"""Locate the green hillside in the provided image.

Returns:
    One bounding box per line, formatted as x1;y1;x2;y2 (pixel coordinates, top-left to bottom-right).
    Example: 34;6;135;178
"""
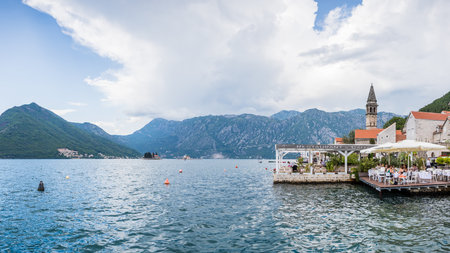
0;103;140;158
419;91;450;113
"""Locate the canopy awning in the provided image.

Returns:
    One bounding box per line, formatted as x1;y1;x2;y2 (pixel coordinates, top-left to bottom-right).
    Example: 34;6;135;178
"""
360;140;448;154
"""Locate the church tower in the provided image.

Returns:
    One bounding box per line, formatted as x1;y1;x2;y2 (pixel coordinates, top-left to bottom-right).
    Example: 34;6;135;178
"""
366;84;378;129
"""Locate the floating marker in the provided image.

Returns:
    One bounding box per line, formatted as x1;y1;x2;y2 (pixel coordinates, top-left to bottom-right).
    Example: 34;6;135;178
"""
37;181;45;191
235;165;238;168
179;169;183;173
65;176;70;179
224;169;226;172
164;178;170;185
265;168;267;170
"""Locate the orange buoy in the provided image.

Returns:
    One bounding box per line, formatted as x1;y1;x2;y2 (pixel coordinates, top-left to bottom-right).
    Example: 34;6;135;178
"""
164;178;170;184
224;169;226;172
179;169;183;173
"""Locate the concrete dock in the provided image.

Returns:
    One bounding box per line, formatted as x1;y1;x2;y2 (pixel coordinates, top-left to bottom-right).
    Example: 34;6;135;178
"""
273;173;353;184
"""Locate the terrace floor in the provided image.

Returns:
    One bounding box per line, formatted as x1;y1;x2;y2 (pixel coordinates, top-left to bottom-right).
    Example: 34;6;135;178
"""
360;176;450;192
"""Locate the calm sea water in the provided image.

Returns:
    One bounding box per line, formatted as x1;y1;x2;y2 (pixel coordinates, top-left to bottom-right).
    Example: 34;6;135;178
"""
0;159;448;252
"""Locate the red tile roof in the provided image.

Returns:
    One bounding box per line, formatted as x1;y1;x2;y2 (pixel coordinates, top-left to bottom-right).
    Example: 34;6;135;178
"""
396;134;406;142
411;111;449;121
355;129;383;139
335;137;343;141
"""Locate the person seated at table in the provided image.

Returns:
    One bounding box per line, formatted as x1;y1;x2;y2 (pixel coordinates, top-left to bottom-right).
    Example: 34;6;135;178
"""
399;164;405;174
399;170;407;182
403;166;409;172
386;165;392;174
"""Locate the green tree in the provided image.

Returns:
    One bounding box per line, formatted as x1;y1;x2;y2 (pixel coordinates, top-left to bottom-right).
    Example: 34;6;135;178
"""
419;91;450;113
383;116;407;130
342;130;355;144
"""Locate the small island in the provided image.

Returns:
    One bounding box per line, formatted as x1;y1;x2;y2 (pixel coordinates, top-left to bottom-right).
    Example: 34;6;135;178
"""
143;152;161;160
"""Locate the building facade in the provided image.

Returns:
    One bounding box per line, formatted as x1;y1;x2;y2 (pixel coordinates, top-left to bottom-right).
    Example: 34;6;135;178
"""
404;111;449;142
432;116;450;144
366;84;378;130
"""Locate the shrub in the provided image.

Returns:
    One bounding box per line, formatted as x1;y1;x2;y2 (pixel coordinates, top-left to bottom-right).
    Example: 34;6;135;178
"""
326;161;335;172
436;157;445;165
358;157;377;172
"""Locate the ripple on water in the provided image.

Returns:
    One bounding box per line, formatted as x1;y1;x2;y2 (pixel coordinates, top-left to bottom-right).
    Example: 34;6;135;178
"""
0;160;448;252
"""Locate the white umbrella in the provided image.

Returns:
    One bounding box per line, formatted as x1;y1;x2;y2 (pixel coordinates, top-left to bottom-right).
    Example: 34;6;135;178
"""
386;140;447;152
383;140;448;168
360;147;377;154
360;142;396;153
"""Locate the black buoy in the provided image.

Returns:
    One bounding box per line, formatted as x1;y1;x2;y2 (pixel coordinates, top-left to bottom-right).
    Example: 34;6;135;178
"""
37;181;45;192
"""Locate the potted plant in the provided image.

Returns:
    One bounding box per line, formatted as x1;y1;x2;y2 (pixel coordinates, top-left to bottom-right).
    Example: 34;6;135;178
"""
306;164;312;174
297;157;304;174
326;161;334;174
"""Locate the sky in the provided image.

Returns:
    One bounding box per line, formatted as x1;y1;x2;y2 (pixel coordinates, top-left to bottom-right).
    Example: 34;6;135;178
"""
0;0;449;135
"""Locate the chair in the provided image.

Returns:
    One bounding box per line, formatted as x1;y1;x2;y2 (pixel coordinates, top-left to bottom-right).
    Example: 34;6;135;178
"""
384;172;392;184
443;170;450;181
407;171;417;184
399;172;408;185
393;172;399;185
378;168;385;183
369;169;377;180
419;171;432;183
433;169;442;181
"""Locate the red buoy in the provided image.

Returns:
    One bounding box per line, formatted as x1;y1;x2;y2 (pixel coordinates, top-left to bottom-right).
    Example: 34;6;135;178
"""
164;178;170;184
235;165;238;168
179;169;183;173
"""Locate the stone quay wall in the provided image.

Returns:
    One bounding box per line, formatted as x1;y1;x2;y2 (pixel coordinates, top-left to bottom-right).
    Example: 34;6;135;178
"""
273;173;353;184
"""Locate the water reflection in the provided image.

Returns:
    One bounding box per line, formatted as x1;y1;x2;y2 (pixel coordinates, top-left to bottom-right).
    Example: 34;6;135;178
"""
0;160;448;252
272;183;450;252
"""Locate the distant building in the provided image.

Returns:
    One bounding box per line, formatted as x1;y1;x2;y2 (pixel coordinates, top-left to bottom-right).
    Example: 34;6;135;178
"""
351;84;407;144
334;137;344;144
432;116;450;144
404;111;450;142
377;123;406;144
354;85;382;144
366;84;378;130
404;110;450;157
355;128;383;144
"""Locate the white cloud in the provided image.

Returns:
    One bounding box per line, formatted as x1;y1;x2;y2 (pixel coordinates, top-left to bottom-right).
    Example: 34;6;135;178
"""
25;0;450;132
68;102;87;106
51;108;76;116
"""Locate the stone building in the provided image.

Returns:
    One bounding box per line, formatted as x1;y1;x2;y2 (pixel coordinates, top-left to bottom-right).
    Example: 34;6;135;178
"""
366;84;378;129
432;115;450;144
404;111;449;142
354;85;382;144
355;128;383;144
377;123;406;144
354;84;406;144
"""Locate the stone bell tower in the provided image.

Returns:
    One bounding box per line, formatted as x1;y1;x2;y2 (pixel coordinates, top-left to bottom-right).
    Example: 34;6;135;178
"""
366;84;378;129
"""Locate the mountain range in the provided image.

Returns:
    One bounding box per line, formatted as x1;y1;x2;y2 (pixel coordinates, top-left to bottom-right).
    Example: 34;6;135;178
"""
106;109;398;159
0;103;400;159
0;103;140;158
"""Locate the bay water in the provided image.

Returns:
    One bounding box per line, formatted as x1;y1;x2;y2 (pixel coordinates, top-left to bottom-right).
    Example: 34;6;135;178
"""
0;159;448;252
